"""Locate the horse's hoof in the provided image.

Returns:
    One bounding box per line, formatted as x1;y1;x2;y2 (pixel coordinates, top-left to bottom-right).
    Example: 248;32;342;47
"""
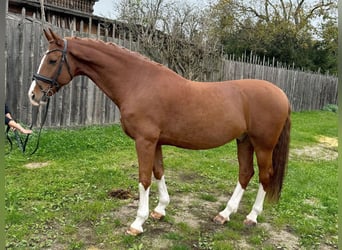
213;214;228;225
151;210;164;220
243;218;257;227
126;227;142;236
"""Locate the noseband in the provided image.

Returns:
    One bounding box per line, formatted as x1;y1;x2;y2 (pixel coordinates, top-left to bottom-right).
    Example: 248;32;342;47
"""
33;39;73;96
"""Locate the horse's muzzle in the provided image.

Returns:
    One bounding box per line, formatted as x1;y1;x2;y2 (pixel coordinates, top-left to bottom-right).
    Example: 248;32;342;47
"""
28;80;41;106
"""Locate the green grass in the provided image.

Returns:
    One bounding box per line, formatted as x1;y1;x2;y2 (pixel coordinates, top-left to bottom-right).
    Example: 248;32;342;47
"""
5;111;338;249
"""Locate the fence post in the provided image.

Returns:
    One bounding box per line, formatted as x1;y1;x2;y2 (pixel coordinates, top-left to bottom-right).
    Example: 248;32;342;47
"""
17;7;26;120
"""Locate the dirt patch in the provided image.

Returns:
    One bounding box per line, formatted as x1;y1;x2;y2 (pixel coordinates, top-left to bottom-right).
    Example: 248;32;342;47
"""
24;161;50;169
261;223;300;249
86;247;100;250
177;170;204;182
291;136;337;161
171;193;225;229
78;224;95;243
108;189;134;199
172;194;202;228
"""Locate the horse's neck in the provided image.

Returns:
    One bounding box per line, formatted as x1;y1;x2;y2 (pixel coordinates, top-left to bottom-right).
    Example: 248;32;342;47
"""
69;38;144;106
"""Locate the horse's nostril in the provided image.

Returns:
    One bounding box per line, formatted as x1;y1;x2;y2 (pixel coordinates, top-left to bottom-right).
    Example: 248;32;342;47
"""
31;94;35;100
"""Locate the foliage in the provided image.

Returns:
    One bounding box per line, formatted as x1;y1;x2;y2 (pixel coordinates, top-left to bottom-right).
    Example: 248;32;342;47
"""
110;0;337;76
310;20;338;74
5;111;337;249
322;104;338;113
207;0;337;73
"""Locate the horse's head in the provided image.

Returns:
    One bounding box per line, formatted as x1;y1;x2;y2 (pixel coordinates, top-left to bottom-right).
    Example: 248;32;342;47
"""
28;28;74;106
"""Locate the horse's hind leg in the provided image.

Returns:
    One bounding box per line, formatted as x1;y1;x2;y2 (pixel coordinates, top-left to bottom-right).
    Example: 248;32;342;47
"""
244;183;266;226
244;148;272;226
214;136;254;224
151;144;170;220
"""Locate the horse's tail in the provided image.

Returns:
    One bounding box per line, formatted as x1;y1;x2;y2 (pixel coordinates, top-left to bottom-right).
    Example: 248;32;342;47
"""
267;110;291;202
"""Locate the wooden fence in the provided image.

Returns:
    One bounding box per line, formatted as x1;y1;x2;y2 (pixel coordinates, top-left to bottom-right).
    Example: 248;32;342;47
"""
219;55;338;112
5;12;338;128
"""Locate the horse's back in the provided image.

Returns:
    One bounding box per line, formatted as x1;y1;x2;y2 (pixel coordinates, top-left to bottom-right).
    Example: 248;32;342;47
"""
229;79;289;115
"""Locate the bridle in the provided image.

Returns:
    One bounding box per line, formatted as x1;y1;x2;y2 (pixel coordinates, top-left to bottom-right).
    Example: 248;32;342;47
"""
32;39;73;96
20;39;73;155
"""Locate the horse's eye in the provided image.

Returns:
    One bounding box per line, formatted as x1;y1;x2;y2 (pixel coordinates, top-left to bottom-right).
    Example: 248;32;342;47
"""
49;60;57;65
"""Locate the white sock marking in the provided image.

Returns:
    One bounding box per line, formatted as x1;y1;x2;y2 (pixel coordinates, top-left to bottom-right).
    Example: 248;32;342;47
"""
219;182;245;220
130;183;150;232
246;183;266;223
154;175;170;216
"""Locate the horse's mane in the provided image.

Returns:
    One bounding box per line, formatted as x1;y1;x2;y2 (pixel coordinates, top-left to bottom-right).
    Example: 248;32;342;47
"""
70;36;164;68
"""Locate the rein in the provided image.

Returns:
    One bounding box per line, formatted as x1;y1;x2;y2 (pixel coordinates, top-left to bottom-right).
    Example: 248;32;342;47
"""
29;98;50;155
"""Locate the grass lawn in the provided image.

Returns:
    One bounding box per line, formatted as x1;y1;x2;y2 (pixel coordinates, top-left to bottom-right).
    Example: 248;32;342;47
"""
5;111;337;249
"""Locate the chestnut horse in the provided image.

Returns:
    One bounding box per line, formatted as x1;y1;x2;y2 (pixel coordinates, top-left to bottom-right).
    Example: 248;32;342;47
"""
28;29;291;235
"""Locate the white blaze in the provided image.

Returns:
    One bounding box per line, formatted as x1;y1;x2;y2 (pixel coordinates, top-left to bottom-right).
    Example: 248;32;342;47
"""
28;54;47;105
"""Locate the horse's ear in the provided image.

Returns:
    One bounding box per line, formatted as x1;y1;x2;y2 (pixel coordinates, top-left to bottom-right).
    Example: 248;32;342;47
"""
43;28;53;42
47;28;63;46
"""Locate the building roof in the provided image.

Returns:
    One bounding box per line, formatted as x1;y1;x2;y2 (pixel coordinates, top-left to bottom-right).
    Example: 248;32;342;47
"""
9;0;99;17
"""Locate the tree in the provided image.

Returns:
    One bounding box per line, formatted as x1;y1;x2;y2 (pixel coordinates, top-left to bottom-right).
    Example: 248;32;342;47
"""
208;0;337;72
113;0;221;80
310;20;338;74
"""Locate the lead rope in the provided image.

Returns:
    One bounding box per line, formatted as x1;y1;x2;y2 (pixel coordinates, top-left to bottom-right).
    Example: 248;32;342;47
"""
6;128;26;154
23;98;50;155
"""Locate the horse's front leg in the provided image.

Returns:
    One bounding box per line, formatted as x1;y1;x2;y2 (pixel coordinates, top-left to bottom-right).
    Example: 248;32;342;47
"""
151;144;170;220
127;138;156;236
